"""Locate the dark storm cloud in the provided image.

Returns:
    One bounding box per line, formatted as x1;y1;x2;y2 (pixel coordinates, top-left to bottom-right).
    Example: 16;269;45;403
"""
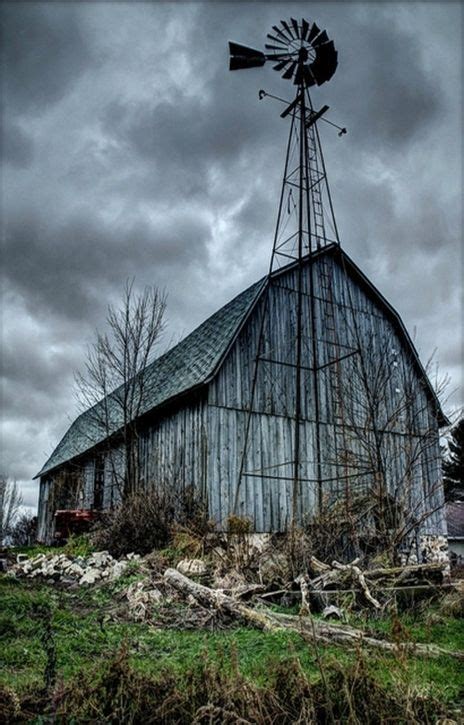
1;2;461;513
2;3;94;115
337;12;442;149
4;206;212;322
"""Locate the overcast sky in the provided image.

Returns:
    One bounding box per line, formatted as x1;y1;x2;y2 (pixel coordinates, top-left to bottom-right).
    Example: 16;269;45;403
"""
1;1;462;514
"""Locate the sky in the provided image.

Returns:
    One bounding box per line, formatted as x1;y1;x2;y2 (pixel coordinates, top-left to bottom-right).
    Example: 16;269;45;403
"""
1;1;462;514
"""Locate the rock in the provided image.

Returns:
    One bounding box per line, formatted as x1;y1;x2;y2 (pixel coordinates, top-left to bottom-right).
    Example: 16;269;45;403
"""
177;559;206;577
30;555;46;569
79;569;102;585
126;553;142;562
16;554;28;564
89;551;113;568
322;605;344;620
125;581;163;620
68;564;84;577
110;561;129;580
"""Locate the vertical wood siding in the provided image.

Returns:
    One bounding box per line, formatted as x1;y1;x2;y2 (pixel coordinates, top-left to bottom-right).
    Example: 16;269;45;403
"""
208;255;444;533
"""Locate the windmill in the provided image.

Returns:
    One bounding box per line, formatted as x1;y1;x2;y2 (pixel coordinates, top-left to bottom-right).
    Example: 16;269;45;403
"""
229;19;352;524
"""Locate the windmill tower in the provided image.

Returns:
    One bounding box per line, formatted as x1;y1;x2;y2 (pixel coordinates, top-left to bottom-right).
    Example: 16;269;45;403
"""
229;19;356;526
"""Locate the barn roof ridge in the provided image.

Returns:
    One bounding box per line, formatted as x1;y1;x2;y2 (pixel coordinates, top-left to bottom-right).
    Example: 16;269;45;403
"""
35;244;446;479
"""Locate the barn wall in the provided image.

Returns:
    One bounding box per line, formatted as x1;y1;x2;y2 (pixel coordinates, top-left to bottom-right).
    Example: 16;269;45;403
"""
137;399;208;501
207;254;444;534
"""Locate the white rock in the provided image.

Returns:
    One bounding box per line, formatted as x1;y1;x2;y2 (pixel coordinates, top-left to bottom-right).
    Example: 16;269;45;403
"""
79;569;102;585
89;551;113;567
110;561;129;580
125;581;163;620
126;553;142;561
177;559;206;577
16;554;29;564
68;564;84;577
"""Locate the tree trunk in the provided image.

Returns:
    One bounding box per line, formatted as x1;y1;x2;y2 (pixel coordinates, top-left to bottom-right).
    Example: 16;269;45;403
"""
164;568;463;661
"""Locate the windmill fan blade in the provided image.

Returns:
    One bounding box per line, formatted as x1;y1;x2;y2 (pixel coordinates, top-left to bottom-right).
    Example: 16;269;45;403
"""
312;30;329;47
281;20;295;40
308;22;320;43
267;32;286;46
291;18;300;38
293;64;304;85
272;24;290;43
282;61;297;79
273;59;290;72
303;65;316;87
311;41;338;83
301;18;310;41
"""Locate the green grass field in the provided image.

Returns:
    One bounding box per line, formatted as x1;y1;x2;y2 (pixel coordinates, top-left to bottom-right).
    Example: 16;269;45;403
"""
1;570;463;722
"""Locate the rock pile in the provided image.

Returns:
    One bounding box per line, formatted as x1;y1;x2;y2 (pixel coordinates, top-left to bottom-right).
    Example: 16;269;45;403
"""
12;551;142;586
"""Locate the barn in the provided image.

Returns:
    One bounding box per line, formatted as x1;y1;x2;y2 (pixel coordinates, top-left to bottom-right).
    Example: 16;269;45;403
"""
35;243;447;555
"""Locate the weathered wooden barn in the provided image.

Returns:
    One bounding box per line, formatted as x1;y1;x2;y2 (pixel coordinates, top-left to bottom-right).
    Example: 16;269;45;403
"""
36;244;447;546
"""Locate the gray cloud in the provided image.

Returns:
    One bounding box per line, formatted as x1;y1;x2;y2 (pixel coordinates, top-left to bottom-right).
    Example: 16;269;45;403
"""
2;118;35;167
2;3;94;115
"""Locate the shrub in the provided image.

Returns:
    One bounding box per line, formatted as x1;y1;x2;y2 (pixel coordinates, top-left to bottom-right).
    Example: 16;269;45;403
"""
91;486;207;558
63;533;94;558
10;513;37;547
51;646;450;724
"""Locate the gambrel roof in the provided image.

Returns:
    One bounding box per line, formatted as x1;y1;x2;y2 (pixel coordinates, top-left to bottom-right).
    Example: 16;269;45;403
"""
36;245;447;479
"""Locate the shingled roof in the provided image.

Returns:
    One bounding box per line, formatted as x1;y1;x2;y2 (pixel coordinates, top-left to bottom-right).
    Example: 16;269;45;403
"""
36;245;447;480
36;277;265;478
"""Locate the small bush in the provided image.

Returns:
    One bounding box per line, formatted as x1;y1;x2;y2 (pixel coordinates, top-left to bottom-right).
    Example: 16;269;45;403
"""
91;486;208;558
63;534;94;558
226;515;252;535
437;590;464;619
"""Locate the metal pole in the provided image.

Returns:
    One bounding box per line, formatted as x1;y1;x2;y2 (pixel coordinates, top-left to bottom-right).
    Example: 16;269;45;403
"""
291;79;305;527
304;88;324;512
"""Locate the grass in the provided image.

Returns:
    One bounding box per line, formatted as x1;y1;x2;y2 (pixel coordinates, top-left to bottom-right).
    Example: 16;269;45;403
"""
0;573;463;722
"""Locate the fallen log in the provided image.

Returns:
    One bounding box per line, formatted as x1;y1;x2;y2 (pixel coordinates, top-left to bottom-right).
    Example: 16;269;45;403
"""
332;561;382;609
164;568;464;661
363;563;446;582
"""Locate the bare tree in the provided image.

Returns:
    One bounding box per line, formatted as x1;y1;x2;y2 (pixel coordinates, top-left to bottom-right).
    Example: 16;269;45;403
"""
0;476;23;544
75;280;166;501
319;319;450;564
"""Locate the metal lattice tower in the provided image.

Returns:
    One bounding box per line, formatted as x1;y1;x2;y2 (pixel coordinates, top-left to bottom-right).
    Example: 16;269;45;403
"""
229;19;353;525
